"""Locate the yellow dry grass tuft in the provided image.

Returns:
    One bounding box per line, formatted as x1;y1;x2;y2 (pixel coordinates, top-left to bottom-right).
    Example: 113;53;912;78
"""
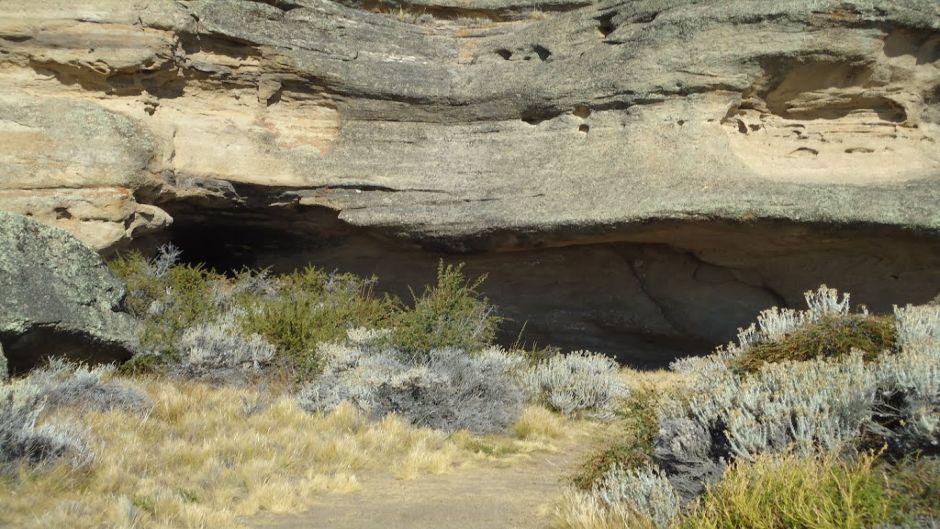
0;377;561;529
549;487;659;529
513;405;567;440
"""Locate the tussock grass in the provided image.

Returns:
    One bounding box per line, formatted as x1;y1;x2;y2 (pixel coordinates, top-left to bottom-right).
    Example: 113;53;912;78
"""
0;378;581;529
555;451;940;529
734;314;897;373
680;453;927;529
513;405;566;440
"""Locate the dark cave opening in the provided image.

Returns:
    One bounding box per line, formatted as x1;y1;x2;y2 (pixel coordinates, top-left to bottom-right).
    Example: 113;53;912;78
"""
150;205;940;369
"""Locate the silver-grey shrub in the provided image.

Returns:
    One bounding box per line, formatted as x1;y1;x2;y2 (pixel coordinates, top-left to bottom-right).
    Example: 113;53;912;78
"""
656;289;940;501
523;351;627;419
0;381;93;472
298;342;525;434
699;285;855;362
26;358;152;414
875;304;940;452
297;341;400;414
147;243;182;279
591;464;681;529
653;417;725;501
371;348;525;433
177;310;276;380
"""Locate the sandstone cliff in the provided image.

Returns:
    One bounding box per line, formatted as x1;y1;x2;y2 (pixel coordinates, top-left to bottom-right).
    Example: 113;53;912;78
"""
1;0;938;362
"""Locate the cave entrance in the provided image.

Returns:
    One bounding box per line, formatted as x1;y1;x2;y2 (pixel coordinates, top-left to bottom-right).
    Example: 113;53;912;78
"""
154;207;940;369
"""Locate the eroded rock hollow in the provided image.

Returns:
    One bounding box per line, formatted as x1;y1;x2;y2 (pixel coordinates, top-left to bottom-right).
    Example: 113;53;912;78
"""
1;0;938;364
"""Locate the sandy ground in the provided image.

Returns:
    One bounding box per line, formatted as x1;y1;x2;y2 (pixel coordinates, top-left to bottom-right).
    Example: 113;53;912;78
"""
248;441;588;529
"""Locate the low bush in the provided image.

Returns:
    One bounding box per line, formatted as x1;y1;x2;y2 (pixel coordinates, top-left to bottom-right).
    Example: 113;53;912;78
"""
553;465;678;529
524;351;628;419
0;382;93;472
733;313;896;373
26;359;152;414
593;464;681;529
572;387;659;490
298;341;525;434
110;245;224;365
655;289;939;505
371;348;525;433
177;310;276;381
390;262;500;359
239;268;398;378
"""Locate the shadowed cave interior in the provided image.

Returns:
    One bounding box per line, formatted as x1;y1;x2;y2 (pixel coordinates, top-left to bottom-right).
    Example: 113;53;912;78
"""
154;205;940;368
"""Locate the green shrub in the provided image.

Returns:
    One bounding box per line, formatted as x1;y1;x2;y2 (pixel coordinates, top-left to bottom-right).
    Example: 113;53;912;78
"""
111;252;502;380
239;268;399;379
572;387;659;490
390;261;500;358
109;249;223;367
733;314;897;373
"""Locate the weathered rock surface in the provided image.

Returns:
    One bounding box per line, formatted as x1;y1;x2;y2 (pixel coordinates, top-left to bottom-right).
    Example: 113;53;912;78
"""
0;0;938;362
0;341;7;380
172;211;940;365
1;0;938;248
0;211;137;372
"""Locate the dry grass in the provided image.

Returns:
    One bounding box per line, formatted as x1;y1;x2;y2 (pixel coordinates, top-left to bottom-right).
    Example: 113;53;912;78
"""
733;314;897;373
0;378;580;529
513;405;567;440
619;368;691;397
681;453;910;529
550;487;660;529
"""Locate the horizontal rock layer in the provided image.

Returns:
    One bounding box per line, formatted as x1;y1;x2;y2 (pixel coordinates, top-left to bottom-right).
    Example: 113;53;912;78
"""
0;0;938;362
1;0;938;248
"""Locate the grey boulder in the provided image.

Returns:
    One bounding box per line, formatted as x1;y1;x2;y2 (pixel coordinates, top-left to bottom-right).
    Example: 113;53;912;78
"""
0;211;137;372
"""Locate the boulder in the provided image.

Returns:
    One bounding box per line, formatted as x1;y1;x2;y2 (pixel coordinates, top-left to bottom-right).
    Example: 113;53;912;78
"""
0;211;137;372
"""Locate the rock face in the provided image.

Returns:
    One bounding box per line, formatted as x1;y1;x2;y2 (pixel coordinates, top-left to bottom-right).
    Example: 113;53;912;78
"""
172;211;940;366
0;341;7;380
0;0;938;363
0;211;138;372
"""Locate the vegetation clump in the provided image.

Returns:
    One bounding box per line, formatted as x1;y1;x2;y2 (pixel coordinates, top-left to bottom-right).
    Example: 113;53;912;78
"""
733;313;897;373
524;350;628;419
298;340;525;434
110;245;226;371
571;387;659;490
238;267;398;378
390;262;501;359
680;453;937;529
111;250;502;382
24;359;152;414
557;286;939;529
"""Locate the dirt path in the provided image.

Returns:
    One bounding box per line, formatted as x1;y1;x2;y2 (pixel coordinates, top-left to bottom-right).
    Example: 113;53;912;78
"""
248;441;589;529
